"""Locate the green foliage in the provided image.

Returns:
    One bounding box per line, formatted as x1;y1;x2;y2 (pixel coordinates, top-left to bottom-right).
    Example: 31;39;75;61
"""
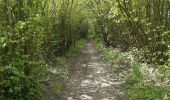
126;64;142;87
76;39;87;49
0;0;89;99
1;0;169;99
56;67;69;76
56;57;67;65
125;63;170;99
127;82;170;100
95;37;103;49
54;82;62;94
104;50;114;61
0;61;45;100
66;39;87;56
89;0;170;65
91;0;170;99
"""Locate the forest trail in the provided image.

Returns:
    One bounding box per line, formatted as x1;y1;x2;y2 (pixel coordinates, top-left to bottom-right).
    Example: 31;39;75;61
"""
59;41;127;100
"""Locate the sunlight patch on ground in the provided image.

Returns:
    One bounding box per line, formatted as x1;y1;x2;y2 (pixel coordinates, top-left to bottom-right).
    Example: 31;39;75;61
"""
60;42;127;100
100;83;110;87
80;94;93;100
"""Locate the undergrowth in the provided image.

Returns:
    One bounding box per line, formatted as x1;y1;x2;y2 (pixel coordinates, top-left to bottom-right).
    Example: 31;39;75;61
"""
66;39;87;56
95;37;131;72
125;62;170;100
95;37;170;100
46;39;87;95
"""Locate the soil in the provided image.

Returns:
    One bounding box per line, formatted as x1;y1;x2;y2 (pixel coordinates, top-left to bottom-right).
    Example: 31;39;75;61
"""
57;41;128;100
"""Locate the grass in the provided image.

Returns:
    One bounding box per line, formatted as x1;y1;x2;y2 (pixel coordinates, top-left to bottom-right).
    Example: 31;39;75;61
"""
54;82;62;94
125;61;170;100
103;49;117;61
95;37;170;99
51;38;87;95
66;39;86;56
95;37;132;72
55;56;67;65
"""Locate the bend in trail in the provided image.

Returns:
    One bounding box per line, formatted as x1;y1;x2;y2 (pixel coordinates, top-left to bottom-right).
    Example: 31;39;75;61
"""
59;41;128;100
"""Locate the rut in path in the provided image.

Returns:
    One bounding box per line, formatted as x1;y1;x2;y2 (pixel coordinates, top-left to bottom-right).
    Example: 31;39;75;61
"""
59;41;128;100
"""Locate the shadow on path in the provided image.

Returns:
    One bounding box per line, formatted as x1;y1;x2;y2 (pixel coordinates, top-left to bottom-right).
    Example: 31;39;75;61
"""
59;41;128;100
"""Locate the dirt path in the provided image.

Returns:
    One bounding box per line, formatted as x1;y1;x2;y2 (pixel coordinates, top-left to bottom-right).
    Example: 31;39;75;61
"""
59;41;128;100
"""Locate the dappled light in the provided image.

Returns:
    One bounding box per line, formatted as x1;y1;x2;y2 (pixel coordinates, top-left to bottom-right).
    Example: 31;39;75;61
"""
59;41;127;100
0;0;170;100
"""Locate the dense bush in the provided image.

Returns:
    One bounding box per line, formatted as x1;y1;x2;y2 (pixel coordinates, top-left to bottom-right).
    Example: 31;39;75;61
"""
88;0;170;65
90;1;170;99
0;0;89;99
